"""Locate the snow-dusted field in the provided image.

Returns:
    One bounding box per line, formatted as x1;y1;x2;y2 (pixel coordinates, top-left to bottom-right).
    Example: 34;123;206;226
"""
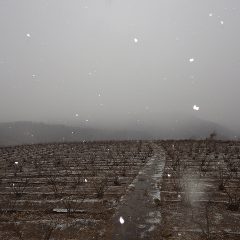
0;140;239;239
0;140;154;239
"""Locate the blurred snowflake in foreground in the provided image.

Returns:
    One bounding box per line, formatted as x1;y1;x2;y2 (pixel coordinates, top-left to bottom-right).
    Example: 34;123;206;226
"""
26;33;31;38
119;216;125;224
189;58;195;63
193;105;200;111
134;38;138;43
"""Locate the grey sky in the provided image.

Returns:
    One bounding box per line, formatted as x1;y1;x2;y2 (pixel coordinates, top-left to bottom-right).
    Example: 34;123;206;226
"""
0;0;240;129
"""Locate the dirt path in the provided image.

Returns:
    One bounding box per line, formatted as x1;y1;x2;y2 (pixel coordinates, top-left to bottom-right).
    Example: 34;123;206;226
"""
111;145;166;239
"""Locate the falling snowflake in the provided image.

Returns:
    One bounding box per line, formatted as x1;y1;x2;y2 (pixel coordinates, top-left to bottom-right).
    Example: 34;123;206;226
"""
75;113;79;117
167;174;171;177
26;33;31;38
209;13;213;17
32;74;36;78
119;216;125;224
14;161;18;165
220;20;224;25
85;119;89;122
98;94;101;97
84;179;88;183
134;38;138;43
193;105;200;111
189;58;195;63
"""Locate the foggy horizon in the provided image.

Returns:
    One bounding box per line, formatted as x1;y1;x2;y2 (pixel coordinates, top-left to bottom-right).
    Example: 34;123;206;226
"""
1;0;240;132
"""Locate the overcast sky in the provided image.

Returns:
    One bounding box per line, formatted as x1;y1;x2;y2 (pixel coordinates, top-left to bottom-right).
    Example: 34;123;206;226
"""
0;0;240;129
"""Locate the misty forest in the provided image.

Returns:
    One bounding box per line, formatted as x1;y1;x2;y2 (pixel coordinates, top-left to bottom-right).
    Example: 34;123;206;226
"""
0;1;240;240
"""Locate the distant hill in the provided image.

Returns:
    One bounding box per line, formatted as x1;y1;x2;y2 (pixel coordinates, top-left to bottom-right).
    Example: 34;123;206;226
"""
0;119;237;146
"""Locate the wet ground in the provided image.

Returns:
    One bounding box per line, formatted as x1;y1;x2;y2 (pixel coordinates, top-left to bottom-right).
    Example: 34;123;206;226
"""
112;146;166;239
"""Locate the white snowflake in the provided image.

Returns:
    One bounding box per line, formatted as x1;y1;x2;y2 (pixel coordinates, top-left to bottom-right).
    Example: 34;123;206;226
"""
119;216;125;224
193;105;200;111
75;113;79;117
134;38;138;43
14;161;18;165
26;33;31;38
209;13;213;17
220;20;224;25
189;58;195;63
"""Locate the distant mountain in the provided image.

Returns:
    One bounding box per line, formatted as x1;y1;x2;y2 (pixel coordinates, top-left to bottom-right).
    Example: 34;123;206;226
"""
0;119;237;146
